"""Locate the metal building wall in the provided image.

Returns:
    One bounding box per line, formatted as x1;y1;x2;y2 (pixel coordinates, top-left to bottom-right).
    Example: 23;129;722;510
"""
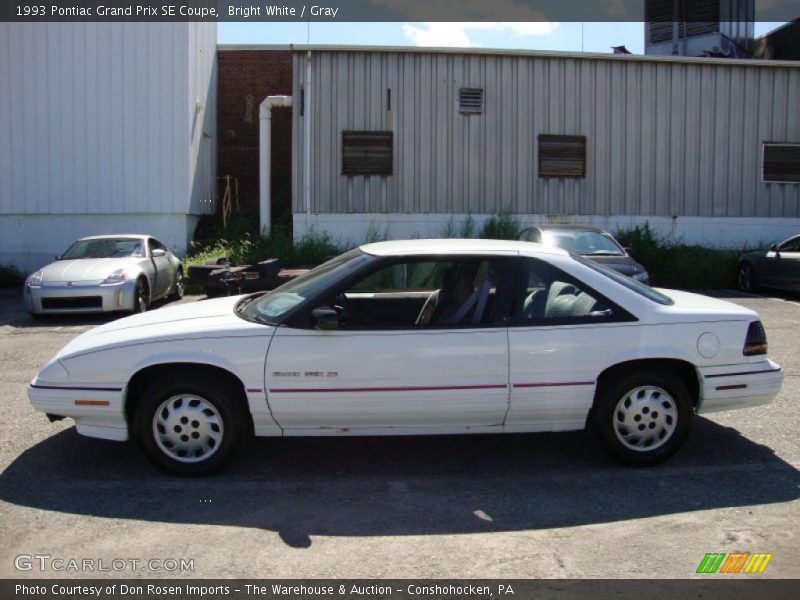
0;22;216;217
293;49;800;220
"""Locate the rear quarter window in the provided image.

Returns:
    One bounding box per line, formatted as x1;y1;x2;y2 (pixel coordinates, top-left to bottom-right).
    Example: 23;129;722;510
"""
575;255;673;306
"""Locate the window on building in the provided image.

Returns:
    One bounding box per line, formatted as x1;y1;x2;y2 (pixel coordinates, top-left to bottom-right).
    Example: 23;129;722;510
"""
538;134;587;178
458;88;484;114
763;143;800;183
342;131;393;176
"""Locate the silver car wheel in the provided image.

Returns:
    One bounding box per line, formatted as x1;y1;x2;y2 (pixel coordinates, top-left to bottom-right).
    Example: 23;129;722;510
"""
613;386;677;452
152;394;224;463
738;264;752;291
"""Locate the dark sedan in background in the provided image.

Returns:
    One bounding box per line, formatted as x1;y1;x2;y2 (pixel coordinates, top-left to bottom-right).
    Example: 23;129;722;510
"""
738;235;800;293
519;225;650;284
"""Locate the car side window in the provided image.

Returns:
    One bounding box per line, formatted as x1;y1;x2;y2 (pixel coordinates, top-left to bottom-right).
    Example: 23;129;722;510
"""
779;237;800;253
314;256;507;330
512;258;617;325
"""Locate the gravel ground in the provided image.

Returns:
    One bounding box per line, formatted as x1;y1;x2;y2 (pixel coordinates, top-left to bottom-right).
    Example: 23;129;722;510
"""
0;288;797;579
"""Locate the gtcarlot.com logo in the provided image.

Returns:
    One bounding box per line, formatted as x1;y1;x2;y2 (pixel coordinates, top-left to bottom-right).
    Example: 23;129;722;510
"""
14;554;194;573
696;552;773;574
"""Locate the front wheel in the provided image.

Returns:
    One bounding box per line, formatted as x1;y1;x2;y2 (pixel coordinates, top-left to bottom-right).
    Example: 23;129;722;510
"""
592;369;692;466
133;374;250;475
132;280;149;313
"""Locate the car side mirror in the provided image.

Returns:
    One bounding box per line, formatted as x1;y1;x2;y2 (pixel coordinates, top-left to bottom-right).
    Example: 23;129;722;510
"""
54;255;61;261
151;248;166;257
623;246;633;255
312;306;339;331
769;244;778;253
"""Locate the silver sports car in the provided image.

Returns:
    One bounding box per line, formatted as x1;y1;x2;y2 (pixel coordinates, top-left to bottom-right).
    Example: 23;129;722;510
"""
23;235;184;316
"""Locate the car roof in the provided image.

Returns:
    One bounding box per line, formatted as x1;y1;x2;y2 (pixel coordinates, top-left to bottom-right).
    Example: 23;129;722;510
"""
525;224;609;234
77;234;149;241
360;238;569;257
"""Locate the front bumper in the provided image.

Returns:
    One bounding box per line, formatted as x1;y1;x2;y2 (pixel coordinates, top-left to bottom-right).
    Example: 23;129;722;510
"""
23;280;137;315
697;358;783;414
28;380;129;441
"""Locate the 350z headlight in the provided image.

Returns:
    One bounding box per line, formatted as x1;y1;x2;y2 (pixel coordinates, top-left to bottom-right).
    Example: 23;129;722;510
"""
101;269;128;284
26;271;43;287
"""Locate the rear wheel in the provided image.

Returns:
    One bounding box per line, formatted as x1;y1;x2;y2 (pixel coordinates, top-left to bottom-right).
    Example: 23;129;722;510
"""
133;373;250;475
738;263;758;292
593;369;692;465
168;269;184;301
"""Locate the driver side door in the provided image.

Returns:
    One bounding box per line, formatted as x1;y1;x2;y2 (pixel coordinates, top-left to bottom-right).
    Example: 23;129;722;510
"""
147;238;171;297
264;255;514;433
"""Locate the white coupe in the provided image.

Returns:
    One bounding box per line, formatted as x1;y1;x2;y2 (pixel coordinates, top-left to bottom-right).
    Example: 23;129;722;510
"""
29;239;783;475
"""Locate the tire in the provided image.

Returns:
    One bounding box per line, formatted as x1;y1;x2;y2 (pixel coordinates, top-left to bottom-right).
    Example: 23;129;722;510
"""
168;269;184;301
592;368;693;466
132;279;149;313
737;262;758;293
133;373;250;475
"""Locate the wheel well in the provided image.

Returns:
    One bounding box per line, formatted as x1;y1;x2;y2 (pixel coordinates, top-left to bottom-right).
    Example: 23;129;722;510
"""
125;363;251;426
595;358;700;408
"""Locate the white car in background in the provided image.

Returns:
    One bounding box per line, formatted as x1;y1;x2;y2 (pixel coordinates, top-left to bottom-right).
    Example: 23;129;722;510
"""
28;239;782;475
24;235;184;316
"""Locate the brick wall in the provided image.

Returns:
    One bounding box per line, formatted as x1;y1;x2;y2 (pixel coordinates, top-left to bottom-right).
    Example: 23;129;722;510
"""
217;50;293;226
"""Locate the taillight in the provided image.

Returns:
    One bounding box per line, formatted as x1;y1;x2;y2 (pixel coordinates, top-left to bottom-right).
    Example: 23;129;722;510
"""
743;321;767;356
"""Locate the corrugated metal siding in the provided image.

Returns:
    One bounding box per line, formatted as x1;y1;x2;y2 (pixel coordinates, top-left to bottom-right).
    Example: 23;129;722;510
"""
293;51;800;218
0;22;216;217
188;22;217;215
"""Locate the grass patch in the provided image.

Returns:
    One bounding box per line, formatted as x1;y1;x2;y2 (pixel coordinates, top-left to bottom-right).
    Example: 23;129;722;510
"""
614;223;747;290
0;264;25;288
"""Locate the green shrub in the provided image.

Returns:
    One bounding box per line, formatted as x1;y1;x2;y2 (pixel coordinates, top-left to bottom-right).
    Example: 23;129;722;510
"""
186;220;341;270
614;224;745;290
480;213;523;240
0;264;25;288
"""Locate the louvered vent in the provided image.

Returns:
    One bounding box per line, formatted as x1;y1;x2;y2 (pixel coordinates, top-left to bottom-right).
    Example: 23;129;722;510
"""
458;88;484;114
342;131;393;176
538;134;587;178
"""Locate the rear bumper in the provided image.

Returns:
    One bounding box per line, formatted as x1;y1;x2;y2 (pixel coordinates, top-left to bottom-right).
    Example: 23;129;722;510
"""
697;359;783;414
28;380;129;441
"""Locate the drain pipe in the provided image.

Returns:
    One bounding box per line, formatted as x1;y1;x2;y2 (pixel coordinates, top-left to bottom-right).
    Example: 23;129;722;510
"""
304;50;312;235
259;95;292;235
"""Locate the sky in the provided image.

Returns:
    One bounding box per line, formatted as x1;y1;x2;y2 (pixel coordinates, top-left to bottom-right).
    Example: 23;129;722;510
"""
217;22;786;53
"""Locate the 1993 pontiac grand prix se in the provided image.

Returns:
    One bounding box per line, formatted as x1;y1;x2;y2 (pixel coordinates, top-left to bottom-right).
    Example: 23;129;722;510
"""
29;239;783;475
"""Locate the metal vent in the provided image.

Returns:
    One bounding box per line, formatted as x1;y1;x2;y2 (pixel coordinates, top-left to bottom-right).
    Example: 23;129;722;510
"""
538;134;587;178
342;131;393;176
458;88;484;114
763;143;800;183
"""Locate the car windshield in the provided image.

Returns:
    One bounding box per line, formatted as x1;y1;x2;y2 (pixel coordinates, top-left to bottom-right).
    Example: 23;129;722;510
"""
541;230;624;256
574;255;672;305
61;238;145;259
239;249;374;324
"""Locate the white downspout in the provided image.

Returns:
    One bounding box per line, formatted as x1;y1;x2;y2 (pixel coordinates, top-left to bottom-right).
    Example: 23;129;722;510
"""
304;50;312;235
259;95;292;235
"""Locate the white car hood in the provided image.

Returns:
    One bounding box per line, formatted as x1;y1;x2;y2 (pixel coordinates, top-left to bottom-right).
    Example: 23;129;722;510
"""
55;295;273;359
655;289;758;320
41;258;140;282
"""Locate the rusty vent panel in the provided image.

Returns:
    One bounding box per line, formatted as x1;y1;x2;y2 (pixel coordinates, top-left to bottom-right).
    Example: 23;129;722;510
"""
538;134;587;178
342;131;393;176
763;144;800;183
